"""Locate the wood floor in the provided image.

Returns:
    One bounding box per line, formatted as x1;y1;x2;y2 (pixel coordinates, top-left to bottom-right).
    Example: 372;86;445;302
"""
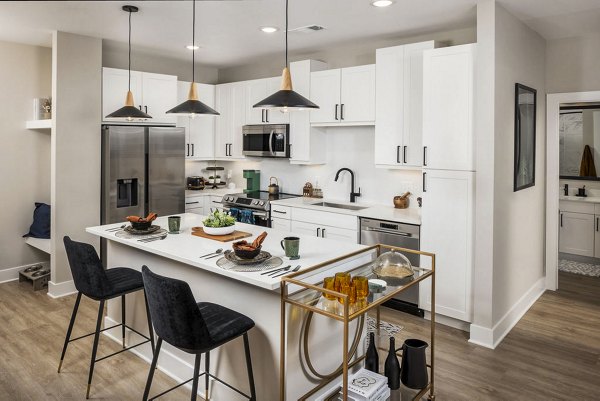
0;272;598;400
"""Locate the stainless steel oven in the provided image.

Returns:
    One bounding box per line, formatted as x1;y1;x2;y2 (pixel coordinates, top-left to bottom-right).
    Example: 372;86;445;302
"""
242;124;290;158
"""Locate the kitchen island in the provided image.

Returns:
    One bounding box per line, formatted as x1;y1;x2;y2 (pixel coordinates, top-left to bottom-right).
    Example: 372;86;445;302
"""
86;213;373;400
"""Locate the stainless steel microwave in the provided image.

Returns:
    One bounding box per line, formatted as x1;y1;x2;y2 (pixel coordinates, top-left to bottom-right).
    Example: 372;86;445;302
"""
242;124;290;158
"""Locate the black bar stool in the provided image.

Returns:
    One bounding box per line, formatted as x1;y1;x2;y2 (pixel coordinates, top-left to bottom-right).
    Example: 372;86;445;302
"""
59;236;155;399
141;265;256;401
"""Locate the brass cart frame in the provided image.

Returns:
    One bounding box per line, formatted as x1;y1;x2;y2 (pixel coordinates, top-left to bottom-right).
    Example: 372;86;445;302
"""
280;244;436;401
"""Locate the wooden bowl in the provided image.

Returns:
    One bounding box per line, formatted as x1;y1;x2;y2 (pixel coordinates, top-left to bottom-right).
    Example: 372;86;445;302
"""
233;246;262;260
393;196;409;209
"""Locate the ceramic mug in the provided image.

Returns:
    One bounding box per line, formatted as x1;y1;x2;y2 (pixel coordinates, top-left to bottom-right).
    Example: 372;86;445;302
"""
280;236;300;259
168;216;181;233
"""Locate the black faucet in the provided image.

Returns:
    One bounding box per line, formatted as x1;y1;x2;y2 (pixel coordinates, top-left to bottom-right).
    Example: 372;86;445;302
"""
334;167;361;203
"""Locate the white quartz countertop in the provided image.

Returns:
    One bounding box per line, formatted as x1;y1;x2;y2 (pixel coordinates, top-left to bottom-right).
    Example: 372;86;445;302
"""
86;214;367;291
185;188;232;197
559;195;600;204
270;196;421;225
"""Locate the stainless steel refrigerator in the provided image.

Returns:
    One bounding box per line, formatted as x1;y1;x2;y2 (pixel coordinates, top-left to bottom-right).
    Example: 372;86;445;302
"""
101;125;185;225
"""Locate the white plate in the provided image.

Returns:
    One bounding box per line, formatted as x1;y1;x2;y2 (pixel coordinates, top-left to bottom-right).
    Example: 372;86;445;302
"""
202;225;235;236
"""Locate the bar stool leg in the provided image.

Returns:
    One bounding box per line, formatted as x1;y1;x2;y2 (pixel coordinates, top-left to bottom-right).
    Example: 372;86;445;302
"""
143;291;155;354
143;337;162;401
243;333;256;401
58;292;82;373
86;300;105;399
205;351;210;400
191;353;202;401
121;294;126;348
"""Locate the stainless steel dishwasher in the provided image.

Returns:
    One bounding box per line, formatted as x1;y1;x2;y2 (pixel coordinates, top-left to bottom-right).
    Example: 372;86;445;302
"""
360;217;423;317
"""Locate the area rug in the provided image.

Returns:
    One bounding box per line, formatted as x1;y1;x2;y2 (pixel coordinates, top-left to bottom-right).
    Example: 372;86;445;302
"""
559;259;600;277
366;316;403;337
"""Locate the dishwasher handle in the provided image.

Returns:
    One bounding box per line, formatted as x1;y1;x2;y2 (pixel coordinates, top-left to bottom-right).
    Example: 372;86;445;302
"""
363;226;414;237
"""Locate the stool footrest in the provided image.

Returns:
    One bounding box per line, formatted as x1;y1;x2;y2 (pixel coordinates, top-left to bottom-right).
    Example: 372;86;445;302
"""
95;339;150;363
148;370;252;401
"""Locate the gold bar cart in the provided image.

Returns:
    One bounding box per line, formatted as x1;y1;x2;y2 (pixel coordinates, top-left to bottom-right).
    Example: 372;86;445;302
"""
280;244;436;401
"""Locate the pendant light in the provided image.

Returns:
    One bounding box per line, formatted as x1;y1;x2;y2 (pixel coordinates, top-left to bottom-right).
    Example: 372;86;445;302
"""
253;0;319;112
106;5;152;120
167;0;219;116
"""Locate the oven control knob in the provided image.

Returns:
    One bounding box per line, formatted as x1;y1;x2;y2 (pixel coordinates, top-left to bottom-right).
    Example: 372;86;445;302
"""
253;200;260;205
259;201;265;206
228;197;234;201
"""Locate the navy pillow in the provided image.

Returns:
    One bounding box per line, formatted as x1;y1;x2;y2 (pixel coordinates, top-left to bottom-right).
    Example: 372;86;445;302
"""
23;203;51;239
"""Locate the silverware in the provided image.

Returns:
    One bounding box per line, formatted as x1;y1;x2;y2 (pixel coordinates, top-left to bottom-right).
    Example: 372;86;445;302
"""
261;265;291;276
206;250;230;260
272;265;301;278
267;264;293;276
200;248;223;259
106;225;126;232
138;234;167;242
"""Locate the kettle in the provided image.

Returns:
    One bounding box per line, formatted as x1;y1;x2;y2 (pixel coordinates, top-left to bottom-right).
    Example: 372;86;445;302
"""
268;177;280;195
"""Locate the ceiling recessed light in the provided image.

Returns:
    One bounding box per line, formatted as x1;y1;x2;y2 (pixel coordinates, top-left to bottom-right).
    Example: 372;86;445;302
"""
186;45;199;50
260;26;279;34
371;0;394;7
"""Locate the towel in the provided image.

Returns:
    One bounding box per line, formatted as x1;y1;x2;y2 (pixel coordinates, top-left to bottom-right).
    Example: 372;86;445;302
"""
580;145;597;177
240;209;254;225
229;208;240;221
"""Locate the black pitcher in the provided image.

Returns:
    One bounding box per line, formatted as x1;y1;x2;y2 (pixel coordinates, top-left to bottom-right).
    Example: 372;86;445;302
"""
400;339;428;389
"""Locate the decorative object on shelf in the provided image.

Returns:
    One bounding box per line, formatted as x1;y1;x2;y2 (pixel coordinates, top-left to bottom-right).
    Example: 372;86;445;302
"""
303;182;314;197
322;277;336;300
576;185;587;197
243;169;261;193
33;98;51;120
372;250;414;286
393;192;411;209
514;83;537;191
346;368;389;401
417;196;422;207
384;336;401;390
105;5;152;120
312;179;323;198
253;0;319;112
268;176;280;195
365;332;379;373
400;339;429;390
564;183;569;196
166;0;219;116
205;162;226;188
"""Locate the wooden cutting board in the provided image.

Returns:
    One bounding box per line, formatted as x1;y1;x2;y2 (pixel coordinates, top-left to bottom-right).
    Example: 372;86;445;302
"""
191;227;253;242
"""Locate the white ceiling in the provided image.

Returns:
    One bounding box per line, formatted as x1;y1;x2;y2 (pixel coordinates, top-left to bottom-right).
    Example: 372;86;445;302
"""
0;0;599;69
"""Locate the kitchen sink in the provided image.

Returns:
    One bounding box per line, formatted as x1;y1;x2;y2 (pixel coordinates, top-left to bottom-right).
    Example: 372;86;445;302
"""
310;201;368;211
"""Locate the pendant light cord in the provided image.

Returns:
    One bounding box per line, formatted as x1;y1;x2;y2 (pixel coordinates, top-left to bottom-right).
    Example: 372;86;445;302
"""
285;0;289;67
128;8;132;91
192;0;196;83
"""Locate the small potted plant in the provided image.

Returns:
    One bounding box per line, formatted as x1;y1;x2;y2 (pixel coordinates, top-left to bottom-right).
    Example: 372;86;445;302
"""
202;210;236;235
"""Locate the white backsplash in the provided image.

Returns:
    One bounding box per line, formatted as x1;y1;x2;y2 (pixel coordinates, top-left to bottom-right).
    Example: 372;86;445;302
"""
186;127;423;208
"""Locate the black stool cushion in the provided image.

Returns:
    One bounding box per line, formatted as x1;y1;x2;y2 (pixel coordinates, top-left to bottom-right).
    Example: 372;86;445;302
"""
142;266;255;354
63;236;144;300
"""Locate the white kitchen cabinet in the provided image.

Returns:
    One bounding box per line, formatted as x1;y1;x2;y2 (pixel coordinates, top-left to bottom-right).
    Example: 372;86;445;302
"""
102;68;177;125
289;206;358;243
290;220;320;237
419;169;474;322
422;44;476;171
204;195;224;213
309;65;375;126
594;215;600;257
559;211;595;257
177;82;216;160
264;77;290;124
375;41;434;169
244;77;290;125
185;195;205;215
215;82;246;160
271;217;292;232
320;225;358;243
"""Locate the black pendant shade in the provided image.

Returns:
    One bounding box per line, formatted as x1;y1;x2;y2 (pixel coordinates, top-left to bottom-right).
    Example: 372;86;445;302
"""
105;5;152;120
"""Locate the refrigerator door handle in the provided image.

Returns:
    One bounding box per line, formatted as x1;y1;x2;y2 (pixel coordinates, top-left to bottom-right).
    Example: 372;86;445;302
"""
191;143;194;156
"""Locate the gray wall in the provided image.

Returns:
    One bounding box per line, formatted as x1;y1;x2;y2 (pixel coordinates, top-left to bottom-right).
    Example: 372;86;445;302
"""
0;41;51;278
218;26;476;83
546;34;600;93
51;32;102;288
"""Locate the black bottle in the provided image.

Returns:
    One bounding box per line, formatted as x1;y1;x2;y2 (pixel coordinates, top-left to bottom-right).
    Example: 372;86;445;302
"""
365;332;379;373
384;337;400;390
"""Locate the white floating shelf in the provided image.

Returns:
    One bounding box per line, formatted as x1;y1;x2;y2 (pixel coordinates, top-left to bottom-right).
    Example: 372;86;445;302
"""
25;237;51;254
26;119;52;130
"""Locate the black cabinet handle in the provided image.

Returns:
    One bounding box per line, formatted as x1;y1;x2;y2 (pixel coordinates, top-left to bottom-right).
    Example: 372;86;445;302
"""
317;227;321;237
322;228;326;237
138;105;142;111
185;201;200;205
335;104;339;120
396;146;401;163
273;210;287;214
266;110;269;123
191;143;194;156
403;146;407;164
560;213;563;227
186;144;189;157
225;144;229;156
423;146;427;166
144;105;148;114
423;172;427;192
596;217;598;232
261;109;265;123
340;104;345;120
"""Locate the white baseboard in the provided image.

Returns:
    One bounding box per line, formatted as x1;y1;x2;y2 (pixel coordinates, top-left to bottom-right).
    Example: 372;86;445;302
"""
423;311;471;332
469;277;545;349
0;261;49;284
47;279;77;298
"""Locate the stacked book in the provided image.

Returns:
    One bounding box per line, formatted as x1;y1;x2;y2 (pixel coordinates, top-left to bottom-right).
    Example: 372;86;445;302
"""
338;368;390;401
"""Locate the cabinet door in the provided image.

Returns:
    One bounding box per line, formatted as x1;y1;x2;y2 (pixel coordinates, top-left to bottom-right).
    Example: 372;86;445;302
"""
309;69;341;124
321;226;357;243
245;79;268;124
188;83;216;159
559;212;594;257
176;81;192;157
340;65;376;123
422;44;475;171
595;215;600;257
215;84;232;158
264;77;290;124
185;196;205;211
420;169;474;322
229;82;247;159
375;47;404;167
141;72;177;125
271;217;292;232
291;220;320;237
102;68;142;122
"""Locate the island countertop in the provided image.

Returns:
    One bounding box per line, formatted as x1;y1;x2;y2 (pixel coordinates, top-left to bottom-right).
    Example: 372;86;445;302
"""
86;213;367;291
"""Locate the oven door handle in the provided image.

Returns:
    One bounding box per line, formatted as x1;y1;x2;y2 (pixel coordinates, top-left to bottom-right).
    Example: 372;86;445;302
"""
252;211;268;218
363;226;414;237
268;130;275;156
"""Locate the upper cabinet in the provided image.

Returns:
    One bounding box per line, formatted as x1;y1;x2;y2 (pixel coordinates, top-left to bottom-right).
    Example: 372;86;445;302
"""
422;44;476;171
309;65;375;126
176;81;216;160
375;41;435;169
102;67;177;125
215;82;246;160
245;78;290;125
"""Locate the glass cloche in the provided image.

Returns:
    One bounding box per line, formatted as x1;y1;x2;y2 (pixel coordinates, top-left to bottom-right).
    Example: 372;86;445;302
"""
372;250;414;285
